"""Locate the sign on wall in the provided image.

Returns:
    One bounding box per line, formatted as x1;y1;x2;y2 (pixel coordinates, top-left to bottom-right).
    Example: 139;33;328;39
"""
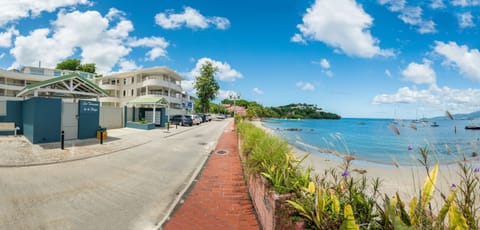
79;101;99;114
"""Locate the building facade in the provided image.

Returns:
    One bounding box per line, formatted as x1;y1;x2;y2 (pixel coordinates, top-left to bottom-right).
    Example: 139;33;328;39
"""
94;67;193;117
0;66;96;101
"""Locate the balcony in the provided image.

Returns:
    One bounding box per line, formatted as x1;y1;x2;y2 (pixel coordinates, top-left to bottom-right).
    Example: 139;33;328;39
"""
142;79;182;91
99;97;120;103
99;84;118;90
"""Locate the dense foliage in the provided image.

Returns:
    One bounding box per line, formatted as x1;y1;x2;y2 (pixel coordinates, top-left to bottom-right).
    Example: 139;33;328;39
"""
56;59;96;73
221;100;340;119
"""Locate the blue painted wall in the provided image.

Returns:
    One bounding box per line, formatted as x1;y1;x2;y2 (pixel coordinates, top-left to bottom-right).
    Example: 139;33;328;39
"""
23;98;61;144
0;101;23;135
78;100;100;139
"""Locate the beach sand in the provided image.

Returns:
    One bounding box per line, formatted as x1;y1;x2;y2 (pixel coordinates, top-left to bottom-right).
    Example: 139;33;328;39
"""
251;120;467;209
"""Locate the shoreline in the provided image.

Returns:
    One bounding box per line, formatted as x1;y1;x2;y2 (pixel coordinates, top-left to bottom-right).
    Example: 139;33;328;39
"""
251;119;464;206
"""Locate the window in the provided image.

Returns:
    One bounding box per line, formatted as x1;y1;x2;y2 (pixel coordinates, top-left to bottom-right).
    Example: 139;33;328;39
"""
132;77;135;83
54;71;61;76
131;89;134;96
123;90;126;97
123;79;126;85
0;101;6;116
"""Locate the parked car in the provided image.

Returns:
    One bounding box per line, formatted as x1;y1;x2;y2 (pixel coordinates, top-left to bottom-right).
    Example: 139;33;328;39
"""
198;114;212;122
185;114;201;125
169;115;193;126
216;114;226;119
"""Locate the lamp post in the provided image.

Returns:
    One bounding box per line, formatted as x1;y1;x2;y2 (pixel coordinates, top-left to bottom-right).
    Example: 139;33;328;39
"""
229;92;240;117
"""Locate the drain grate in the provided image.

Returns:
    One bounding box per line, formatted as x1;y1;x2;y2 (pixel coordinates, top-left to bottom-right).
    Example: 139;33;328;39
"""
216;150;228;155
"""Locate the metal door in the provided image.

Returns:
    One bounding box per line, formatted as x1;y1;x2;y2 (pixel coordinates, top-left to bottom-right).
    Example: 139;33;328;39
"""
62;102;78;140
145;110;161;125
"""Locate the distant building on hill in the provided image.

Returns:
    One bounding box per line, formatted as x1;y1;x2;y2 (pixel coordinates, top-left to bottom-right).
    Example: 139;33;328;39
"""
222;104;247;116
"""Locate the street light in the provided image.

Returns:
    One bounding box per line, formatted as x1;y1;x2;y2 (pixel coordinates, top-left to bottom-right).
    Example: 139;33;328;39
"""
229;92;240;117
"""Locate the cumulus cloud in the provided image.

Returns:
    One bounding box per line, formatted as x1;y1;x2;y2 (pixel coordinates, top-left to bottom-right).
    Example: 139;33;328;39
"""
458;12;475;28
452;0;480;6
434;41;480;81
291;33;306;44
373;85;480;114
118;59;142;72
155;6;230;30
253;87;264;95
129;37;170;60
0;0;90;28
0;27;19;48
295;0;392;58
188;57;242;82
9;9;168;73
379;2;436;34
296;82;315;91
402;59;436;85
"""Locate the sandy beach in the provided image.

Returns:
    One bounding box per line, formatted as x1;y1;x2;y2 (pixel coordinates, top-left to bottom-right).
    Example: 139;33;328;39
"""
251;120;469;208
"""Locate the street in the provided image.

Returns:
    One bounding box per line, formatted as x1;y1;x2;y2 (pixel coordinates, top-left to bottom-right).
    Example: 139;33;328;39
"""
0;119;230;229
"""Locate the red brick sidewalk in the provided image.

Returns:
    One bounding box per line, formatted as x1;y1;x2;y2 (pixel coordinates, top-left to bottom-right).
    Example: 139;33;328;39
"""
162;121;260;230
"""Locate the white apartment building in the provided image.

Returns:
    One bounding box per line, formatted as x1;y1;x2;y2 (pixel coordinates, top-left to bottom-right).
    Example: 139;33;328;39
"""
94;67;192;116
0;66;96;100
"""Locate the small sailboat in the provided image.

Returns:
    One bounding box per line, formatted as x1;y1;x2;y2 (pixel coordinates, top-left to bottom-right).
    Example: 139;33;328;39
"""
431;122;439;127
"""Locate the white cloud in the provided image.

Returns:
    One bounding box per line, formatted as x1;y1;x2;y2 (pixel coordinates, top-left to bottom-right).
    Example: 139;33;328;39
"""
430;0;446;9
458;12;475;28
373;86;439;104
0;0;91;28
320;58;330;69
296;0;392;58
180;80;195;96
188;57;242;82
291;33;306;44
155;6;230;30
253;87;264;95
0;27;19;48
452;0;480;6
434;41;480;81
9;9;168;73
129;37;170;60
402;59;436;85
373;85;480;114
296;82;315;91
378;0;406;11
398;7;436;34
385;69;392;77
379;2;436;34
118;59;142;72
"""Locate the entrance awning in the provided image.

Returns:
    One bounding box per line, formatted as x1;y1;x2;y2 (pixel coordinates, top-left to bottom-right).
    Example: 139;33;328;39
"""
128;97;167;105
16;73;108;98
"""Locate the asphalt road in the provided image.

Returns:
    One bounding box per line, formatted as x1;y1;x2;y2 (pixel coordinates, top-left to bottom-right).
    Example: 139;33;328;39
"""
0;119;230;230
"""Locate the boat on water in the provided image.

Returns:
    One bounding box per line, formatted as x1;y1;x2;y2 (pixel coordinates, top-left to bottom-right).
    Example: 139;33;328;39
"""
431;122;439;127
465;124;480;130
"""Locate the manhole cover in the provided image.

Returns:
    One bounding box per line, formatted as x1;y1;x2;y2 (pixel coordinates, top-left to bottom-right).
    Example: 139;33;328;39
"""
216;150;228;155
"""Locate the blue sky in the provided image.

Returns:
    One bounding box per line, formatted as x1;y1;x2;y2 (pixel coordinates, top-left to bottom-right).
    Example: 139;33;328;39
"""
1;0;480;119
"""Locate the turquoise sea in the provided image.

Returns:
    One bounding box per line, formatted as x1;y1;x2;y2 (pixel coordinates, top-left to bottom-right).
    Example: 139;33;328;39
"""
262;118;480;166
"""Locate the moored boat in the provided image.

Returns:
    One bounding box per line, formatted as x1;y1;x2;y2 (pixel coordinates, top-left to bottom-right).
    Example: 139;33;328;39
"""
465;124;480;130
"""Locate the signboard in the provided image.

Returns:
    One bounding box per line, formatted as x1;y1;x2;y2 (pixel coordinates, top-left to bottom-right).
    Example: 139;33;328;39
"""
187;101;193;109
79;100;99;114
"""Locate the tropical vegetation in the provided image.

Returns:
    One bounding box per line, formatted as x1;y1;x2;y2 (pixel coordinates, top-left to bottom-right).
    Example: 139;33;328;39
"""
236;119;479;229
194;62;220;113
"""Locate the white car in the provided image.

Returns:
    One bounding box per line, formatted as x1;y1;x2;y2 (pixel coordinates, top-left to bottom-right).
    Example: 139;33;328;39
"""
186;114;201;125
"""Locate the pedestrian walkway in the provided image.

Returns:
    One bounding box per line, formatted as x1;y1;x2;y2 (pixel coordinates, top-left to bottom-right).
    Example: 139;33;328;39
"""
162;121;260;230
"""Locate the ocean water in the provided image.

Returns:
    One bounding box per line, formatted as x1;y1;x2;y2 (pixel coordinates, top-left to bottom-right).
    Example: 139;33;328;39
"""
262;118;480;166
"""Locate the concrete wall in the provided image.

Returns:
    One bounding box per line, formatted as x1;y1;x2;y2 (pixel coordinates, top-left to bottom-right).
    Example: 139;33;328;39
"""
100;106;123;129
78;100;100;139
0;101;23;135
23;98;61;144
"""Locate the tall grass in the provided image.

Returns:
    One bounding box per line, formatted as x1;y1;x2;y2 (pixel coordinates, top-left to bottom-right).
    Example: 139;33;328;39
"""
237;119;480;229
